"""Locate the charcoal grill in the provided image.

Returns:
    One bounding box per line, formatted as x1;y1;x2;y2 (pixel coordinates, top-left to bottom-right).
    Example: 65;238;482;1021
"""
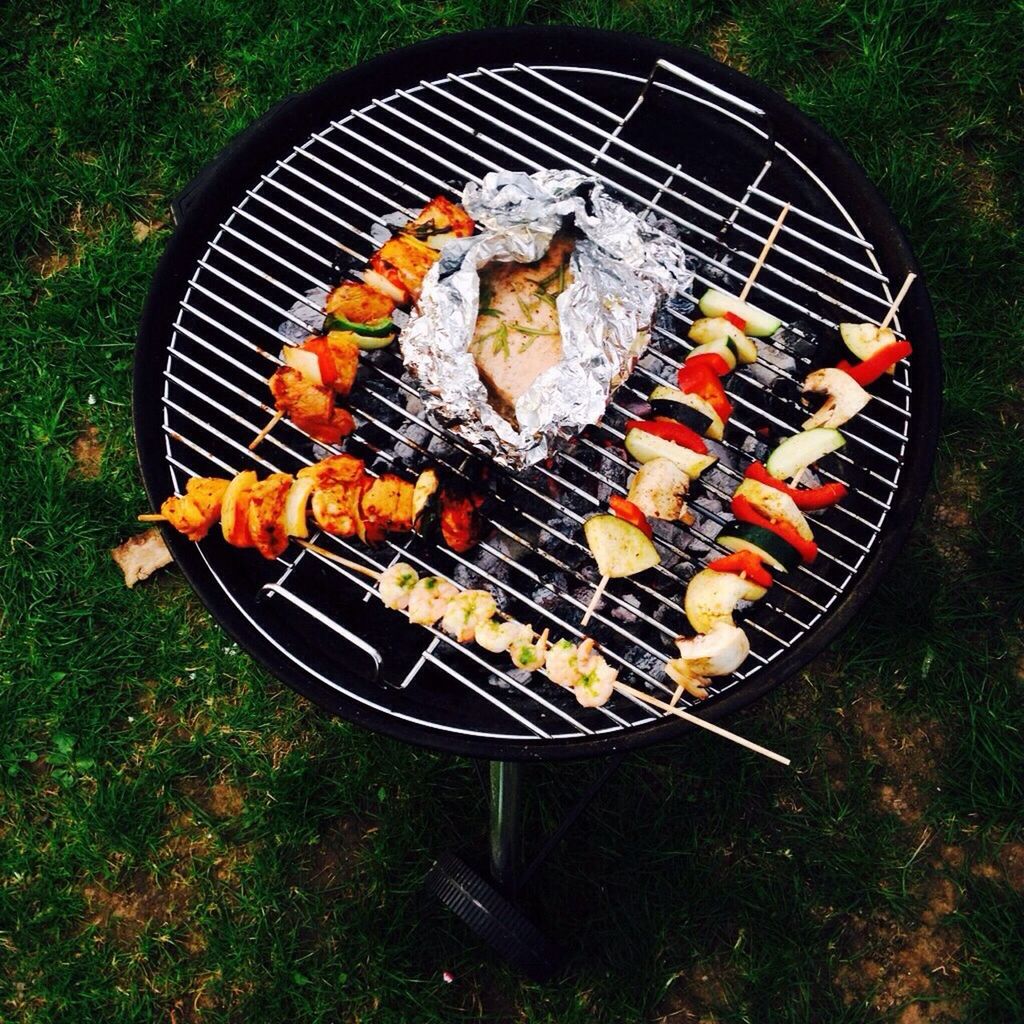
134;27;939;971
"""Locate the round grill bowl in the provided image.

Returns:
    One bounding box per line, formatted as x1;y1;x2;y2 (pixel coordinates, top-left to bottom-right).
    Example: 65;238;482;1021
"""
134;26;940;762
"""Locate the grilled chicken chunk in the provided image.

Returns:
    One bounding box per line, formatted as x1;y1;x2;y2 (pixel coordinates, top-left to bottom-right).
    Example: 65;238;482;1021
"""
299;455;368;538
270;366;334;423
471;232;574;424
161;477;229;542
361;473;416;543
371;235;440;302
325;281;395;324
246;473;294;560
325;331;360;397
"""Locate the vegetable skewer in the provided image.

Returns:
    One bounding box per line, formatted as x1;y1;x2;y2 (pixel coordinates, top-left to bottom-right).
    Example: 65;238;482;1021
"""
580;205;791;625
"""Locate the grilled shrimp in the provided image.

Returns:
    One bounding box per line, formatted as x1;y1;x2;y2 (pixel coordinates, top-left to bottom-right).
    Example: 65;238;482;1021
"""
441;589;498;643
407;576;459;626
508;628;548;673
378;562;419;611
476;618;532;654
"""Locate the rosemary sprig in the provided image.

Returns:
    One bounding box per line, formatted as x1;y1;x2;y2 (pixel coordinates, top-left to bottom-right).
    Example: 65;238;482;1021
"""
491;323;510;357
510;322;560;337
477;307;502;318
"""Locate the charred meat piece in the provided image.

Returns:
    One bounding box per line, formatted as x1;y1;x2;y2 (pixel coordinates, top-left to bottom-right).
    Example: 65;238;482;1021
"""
438;477;488;554
246;473;294;560
471;232;574;425
160;477;229;542
361;473;416;542
324;331;360;397
402;196;476;248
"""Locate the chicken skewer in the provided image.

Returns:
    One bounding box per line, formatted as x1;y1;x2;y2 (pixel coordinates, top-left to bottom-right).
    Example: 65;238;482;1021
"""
139;453;488;559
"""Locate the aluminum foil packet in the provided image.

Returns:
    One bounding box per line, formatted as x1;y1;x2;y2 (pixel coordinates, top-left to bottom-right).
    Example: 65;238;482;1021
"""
400;169;693;469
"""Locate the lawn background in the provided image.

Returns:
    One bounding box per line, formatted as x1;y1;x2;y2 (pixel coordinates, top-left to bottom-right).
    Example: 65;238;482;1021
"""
1;1;1023;1022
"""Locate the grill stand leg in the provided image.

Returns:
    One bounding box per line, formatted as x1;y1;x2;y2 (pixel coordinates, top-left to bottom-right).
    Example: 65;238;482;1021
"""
488;760;521;893
425;753;628;979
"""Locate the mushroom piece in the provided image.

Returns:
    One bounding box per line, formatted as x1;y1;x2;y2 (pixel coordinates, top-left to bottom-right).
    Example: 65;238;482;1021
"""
801;368;872;429
627;457;692;524
672;622;751;678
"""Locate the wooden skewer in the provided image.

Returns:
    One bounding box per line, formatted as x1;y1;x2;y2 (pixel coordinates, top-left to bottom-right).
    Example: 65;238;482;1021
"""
737;204;790;302
294;538;382;581
614;681;790;765
878;271;917;330
248;409;284;450
137;513;168;522
580;574;610;628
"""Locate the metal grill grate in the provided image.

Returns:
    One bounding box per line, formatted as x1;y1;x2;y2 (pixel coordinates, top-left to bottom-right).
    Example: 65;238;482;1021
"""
154;54;917;749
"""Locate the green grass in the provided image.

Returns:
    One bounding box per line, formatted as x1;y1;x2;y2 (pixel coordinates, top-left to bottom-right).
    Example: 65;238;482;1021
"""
2;1;1023;1021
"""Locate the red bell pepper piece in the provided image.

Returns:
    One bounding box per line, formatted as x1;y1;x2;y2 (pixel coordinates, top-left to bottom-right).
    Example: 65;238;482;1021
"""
303;336;338;387
744;461;848;510
838;340;912;387
625;419;708;454
685;352;732;378
723;311;747;331
676;363;733;421
731;493;818;564
609;495;653;539
708;550;773;588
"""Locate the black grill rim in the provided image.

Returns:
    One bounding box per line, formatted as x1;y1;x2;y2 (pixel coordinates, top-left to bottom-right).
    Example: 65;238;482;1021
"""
133;25;941;762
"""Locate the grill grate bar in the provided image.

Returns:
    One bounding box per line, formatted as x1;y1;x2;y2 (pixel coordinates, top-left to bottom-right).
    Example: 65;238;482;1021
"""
480;65;889;286
163;328;730;701
185;224;877;600
327;86;913;436
259;170;379;250
418;73;906;330
359;371;810;643
221;170;910;477
241;187;367;260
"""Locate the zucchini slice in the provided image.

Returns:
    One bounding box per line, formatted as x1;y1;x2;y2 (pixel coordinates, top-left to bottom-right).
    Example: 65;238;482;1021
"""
685;337;737;372
698;288;782;337
684;569;763;634
649;385;724;440
624;427;717;479
688;317;758;364
765;428;845;480
716;522;801;572
583;514;660;578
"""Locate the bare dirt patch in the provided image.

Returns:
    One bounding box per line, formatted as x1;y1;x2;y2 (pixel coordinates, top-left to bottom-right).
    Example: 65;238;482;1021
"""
971;841;1024;893
653;958;736;1023
926;465;980;570
180;777;246;819
211;64;241;110
833;889;964;1023
304;817;376;891
132;218;166;243
83;869;195;946
851;696;944;824
71;423;103;478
